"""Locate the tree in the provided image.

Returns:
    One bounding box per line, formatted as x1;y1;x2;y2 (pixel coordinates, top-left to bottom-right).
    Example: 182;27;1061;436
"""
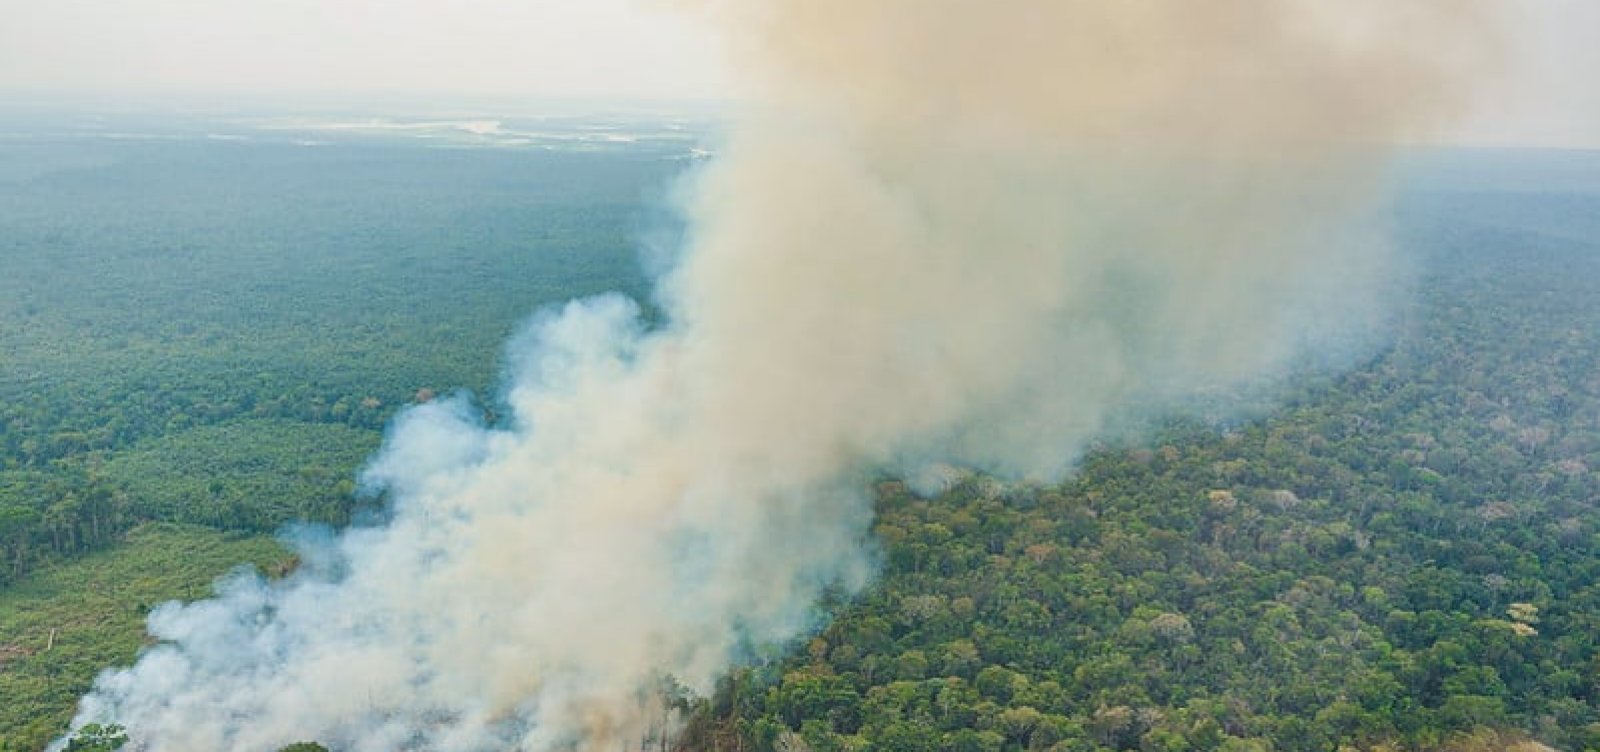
64;723;128;752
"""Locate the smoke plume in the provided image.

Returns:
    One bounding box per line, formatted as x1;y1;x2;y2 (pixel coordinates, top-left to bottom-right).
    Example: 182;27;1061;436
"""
65;2;1487;750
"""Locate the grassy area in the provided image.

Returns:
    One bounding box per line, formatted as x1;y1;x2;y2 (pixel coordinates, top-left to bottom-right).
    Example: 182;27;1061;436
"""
0;523;289;751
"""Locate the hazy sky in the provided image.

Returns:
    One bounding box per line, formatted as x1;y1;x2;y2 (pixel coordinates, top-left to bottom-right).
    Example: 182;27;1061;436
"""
1;0;1596;147
1454;0;1600;148
0;0;729;103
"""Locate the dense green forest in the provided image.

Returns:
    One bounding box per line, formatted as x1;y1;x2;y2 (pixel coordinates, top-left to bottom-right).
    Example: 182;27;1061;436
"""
2;116;1599;751
0;116;682;750
0;121;677;582
676;152;1600;752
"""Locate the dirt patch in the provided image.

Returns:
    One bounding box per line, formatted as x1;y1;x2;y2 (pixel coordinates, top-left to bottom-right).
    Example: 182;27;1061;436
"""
0;642;35;671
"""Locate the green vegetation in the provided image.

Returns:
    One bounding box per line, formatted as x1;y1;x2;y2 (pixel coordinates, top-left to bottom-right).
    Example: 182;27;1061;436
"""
0;124;679;749
97;420;380;530
678;154;1600;752
61;723;126;751
0;132;674;582
0;523;287;751
2;124;1598;752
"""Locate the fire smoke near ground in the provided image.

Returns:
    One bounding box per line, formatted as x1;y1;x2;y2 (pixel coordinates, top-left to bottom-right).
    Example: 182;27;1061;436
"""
64;2;1488;750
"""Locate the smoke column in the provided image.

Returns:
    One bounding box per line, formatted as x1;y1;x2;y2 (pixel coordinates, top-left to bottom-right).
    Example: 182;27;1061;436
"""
65;2;1488;750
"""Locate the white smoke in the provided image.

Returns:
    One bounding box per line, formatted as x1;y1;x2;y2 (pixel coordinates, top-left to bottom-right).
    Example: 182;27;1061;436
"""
64;2;1489;750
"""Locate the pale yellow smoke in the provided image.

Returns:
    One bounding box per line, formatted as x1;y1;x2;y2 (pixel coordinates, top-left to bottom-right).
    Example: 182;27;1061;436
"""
666;0;1496;480
699;0;1491;150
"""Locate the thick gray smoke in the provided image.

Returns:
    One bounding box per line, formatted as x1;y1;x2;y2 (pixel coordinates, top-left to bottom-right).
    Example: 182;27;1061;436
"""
64;2;1488;750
